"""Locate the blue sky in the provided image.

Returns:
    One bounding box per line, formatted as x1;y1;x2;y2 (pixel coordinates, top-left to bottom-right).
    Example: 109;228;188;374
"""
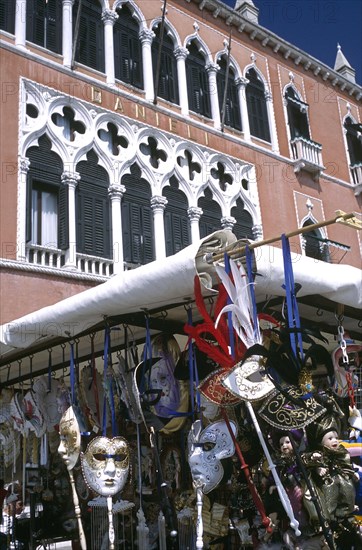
221;0;362;84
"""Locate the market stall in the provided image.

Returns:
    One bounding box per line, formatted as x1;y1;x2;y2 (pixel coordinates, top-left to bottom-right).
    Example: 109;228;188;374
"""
0;225;361;549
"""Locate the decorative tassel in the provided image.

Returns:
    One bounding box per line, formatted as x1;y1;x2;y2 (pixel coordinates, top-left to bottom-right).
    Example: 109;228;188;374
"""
136;508;149;550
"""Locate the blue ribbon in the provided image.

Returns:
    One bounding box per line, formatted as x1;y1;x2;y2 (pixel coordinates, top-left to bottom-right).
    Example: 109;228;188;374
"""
101;326;117;437
281;235;304;361
245;246;259;342
69;342;75;405
47;349;52;392
224;253;235;360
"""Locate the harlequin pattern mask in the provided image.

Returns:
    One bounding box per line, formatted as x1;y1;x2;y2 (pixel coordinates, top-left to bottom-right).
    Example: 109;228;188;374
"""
187;420;236;494
58;406;81;470
81;436;129;497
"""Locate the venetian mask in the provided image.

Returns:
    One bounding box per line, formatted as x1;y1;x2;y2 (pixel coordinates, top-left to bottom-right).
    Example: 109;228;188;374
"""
188;419;236;494
80;436;129;497
58;406;81;470
149;357;181;417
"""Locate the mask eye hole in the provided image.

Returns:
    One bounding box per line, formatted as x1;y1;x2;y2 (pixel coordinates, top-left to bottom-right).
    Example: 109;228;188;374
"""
202;442;216;452
114;453;127;463
93;453;107;462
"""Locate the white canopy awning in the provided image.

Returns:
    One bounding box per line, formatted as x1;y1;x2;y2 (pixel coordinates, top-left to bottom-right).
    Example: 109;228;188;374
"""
1;231;361;378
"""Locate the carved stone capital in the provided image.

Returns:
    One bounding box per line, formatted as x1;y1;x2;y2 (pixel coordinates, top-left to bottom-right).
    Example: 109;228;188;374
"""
19;157;30;173
206;62;219;75
61;171;80;188
221;216;236;230
101;9;118;25
150;195;168;211
139;28;155;45
108;184;126;200
252;224;263;240
187;206;203;221
174;47;189;61
235;76;249;90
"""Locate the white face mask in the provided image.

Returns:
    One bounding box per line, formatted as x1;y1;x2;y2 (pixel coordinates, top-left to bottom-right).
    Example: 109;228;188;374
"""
188;420;236;494
58;406;81;470
81;436;129;497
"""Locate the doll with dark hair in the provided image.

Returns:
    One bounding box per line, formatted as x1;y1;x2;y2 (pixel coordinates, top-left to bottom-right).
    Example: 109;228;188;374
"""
263;429;326;549
304;412;362;549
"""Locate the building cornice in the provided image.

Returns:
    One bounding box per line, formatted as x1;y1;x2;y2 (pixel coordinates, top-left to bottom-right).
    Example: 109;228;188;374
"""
186;0;362;100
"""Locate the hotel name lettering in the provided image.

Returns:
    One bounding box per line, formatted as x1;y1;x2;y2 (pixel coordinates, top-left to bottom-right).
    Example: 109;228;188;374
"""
93;86;210;146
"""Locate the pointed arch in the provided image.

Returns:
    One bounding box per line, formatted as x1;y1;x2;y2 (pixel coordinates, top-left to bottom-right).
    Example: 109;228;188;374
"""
112;0;146;28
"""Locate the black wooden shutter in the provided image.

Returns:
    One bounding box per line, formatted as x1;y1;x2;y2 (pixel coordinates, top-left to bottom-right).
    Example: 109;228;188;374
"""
198;193;222;239
74;0;104;72
0;0;15;33
76;190;111;258
114;7;143;89
121;171;155;265
58;183;69;250
46;0;62;54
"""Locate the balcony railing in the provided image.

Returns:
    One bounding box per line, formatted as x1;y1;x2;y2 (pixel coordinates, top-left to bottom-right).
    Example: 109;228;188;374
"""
26;245;114;277
350;162;362;195
290;136;324;180
76;252;114;277
26;244;66;268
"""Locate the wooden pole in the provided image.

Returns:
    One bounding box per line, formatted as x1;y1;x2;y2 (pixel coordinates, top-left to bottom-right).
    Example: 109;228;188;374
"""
205;211;357;263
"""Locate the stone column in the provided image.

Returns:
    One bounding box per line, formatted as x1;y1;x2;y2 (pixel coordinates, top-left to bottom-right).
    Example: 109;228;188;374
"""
139;28;155;101
252;224;263;241
206;63;221;129
18;157;30;260
62;0;74;68
150;195;167;259
265;91;279;153
235;77;251;142
15;0;27;49
108;184;125;274
188;206;202;243
221;216;236;232
174;47;189;115
61;171;80;268
102;9;118;85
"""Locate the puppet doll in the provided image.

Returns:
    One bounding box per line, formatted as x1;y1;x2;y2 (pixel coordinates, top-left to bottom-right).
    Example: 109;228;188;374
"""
305;413;362;549
263;430;326;549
